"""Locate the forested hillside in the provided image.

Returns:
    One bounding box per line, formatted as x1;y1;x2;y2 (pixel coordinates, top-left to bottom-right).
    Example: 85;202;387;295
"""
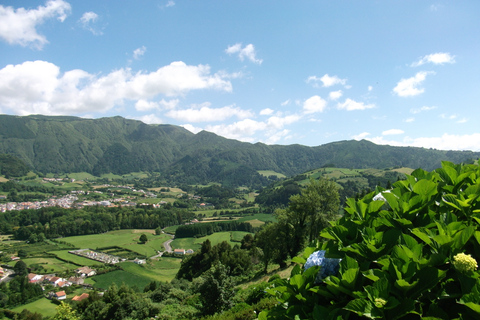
0;114;479;187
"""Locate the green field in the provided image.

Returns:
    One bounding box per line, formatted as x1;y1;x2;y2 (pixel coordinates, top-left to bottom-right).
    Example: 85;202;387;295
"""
59;230;171;257
11;298;58;318
257;170;286;178
92;258;181;288
10;256;80;273
171;231;251;251
51;250;103;266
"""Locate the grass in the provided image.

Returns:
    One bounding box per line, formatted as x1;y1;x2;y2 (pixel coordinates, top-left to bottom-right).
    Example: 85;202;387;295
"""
231;231;252;242
237;213;277;223
12;256;80;273
171;231;244;251
92;269;152;290
59;230;171;257
11;298;58;317
51;250;103;266
92;258;182;288
257;170;286;178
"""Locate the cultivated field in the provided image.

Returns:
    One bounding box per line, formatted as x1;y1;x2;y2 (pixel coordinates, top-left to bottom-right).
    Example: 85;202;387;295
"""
11;298;58;318
171;231;252;251
92;258;181;289
59;229;171;257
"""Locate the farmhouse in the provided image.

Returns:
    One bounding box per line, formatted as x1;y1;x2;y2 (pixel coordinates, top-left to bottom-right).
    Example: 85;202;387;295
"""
72;293;89;302
68;276;84;285
174;249;185;255
28;273;44;283
133;258;146;264
76;266;97;277
55;291;67;300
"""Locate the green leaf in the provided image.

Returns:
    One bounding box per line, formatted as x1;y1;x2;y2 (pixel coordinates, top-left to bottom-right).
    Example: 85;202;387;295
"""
453;225;474;250
344;299;383;319
413;179;438;198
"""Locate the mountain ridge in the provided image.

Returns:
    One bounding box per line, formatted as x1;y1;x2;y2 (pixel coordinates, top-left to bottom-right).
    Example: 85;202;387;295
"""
0;114;479;187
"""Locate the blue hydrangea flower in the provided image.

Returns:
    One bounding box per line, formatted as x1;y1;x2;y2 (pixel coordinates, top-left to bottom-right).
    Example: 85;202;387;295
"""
304;250;341;283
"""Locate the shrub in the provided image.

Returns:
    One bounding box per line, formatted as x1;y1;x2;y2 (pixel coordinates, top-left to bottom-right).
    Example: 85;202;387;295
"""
261;161;480;319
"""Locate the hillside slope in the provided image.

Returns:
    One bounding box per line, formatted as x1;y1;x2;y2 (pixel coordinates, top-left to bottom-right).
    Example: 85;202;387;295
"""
0;114;478;186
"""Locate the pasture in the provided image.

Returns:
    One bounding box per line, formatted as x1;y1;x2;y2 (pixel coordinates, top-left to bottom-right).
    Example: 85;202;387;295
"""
11;298;58;317
92;258;181;288
171;231;252;251
10;256;80;273
59;230;171;257
52;250;103;266
257;170;286;178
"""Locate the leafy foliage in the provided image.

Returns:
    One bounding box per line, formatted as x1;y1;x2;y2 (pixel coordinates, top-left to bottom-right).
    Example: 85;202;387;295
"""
175;221;254;238
262;161;480;319
0;154;30;178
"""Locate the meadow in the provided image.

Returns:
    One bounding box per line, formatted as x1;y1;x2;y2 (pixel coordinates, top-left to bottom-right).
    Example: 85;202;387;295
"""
91;258;182;289
170;231;252;251
11;298;58;318
9;256;80;273
59;229;171;257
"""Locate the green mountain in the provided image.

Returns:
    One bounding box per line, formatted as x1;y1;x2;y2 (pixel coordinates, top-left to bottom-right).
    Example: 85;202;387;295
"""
0;114;479;187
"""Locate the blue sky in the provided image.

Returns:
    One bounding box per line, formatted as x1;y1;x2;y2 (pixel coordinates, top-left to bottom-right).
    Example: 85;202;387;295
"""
1;1;479;151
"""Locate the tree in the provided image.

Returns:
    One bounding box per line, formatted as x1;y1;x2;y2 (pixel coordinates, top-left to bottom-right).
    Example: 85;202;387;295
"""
53;302;80;320
139;233;147;244
277;178;339;257
196;262;235;315
14;260;27;276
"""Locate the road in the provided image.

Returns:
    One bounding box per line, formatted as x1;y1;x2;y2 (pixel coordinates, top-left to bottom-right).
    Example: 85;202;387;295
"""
150;233;174;259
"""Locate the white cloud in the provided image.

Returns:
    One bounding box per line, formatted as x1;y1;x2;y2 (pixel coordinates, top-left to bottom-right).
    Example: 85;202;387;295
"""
166;104;253;122
457;118;468;124
0;0;71;49
206;119;266;142
136;114;163;124
133;46;146;60
181;124;202;134
440;113;457;120
265;129;290;144
411;52;455;67
353;132;370;140
202;113;301;143
393;71;433;97
307;74;347;88
79;11;102;35
329;90;342;100
303;95;327;114
0;60;232;116
166;1;175;7
367;133;480;151
405;117;415;123
281;99;290;106
225;43;263;64
135;99;158;111
158;99;179;110
337;98;375;111
266;114;301;129
382;129;404;136
410;105;437;114
260;108;274;115
368;86;373;91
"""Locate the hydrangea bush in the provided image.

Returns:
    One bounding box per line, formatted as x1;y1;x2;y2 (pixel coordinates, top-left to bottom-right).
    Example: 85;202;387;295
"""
261;161;480;319
304;250;341;283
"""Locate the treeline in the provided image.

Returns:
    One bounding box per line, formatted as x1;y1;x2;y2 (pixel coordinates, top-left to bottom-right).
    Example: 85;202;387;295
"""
0;205;195;240
175;221;254;238
176;239;253;280
0;154;30;178
0;261;43;310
